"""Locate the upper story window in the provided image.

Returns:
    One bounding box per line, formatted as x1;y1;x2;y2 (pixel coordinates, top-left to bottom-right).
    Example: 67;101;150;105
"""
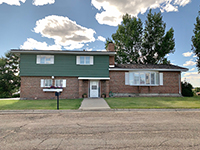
37;55;54;64
76;56;93;65
125;71;163;86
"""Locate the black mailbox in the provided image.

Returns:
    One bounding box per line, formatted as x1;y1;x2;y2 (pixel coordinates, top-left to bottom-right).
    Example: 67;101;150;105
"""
55;92;61;96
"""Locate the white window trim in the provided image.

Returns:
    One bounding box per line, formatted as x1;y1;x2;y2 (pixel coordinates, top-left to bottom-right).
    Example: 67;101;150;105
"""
37;55;54;64
41;79;53;87
54;79;66;87
125;71;162;86
76;56;93;65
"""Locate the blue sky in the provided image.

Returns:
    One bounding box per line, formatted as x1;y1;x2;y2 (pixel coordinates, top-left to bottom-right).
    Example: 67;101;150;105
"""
0;0;199;87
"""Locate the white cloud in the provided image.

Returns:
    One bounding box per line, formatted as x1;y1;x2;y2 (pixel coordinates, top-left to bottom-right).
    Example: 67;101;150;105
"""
182;72;200;87
0;0;26;6
190;68;195;71
174;0;191;6
91;0;191;26
97;36;106;42
32;0;55;6
33;15;96;50
96;49;106;51
20;38;62;50
182;52;193;57
86;48;93;51
183;60;196;66
193;55;197;58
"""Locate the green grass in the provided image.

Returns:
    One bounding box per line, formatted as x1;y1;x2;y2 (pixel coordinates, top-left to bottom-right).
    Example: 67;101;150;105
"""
0;99;83;110
105;96;200;109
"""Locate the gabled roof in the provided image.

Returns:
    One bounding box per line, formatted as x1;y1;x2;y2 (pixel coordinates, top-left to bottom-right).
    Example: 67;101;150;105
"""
11;49;116;56
109;64;188;72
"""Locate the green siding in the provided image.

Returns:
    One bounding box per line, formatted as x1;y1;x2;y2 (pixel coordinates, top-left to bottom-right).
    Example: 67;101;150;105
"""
20;54;109;77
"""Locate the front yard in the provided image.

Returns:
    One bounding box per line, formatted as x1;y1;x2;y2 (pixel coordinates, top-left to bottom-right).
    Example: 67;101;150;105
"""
0;99;83;110
105;96;200;109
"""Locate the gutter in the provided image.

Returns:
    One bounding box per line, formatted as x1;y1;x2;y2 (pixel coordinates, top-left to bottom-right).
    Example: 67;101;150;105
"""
11;49;116;56
109;68;188;72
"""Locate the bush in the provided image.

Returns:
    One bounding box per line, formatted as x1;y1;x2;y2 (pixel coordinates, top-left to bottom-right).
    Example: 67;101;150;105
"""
181;81;193;97
12;93;20;98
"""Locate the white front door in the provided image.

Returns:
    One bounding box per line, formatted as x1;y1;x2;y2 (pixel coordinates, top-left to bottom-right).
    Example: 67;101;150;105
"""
90;81;99;97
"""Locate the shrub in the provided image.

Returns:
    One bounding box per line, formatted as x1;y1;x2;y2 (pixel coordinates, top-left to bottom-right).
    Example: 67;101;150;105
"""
12;93;20;98
181;81;193;97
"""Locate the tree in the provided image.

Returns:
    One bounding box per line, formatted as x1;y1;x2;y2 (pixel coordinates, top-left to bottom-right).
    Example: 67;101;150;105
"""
111;14;143;64
192;10;200;72
141;10;175;64
181;81;193;97
107;10;175;64
0;51;20;98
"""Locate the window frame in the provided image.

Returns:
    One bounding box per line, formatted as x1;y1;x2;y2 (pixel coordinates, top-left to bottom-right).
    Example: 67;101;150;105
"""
76;56;93;65
41;79;53;87
54;79;66;87
128;71;160;86
37;55;54;64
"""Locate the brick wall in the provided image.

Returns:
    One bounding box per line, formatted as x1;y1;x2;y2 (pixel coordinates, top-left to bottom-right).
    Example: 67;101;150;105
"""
21;76;79;99
109;71;180;94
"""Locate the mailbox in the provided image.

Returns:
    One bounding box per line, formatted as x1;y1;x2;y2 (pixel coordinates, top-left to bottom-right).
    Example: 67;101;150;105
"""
55;92;61;96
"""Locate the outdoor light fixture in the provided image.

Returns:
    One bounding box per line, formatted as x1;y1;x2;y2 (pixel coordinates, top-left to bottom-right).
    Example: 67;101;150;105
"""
52;76;54;79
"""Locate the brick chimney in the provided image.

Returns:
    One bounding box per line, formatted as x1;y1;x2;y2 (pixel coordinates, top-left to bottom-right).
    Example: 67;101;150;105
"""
107;42;115;67
107;42;115;52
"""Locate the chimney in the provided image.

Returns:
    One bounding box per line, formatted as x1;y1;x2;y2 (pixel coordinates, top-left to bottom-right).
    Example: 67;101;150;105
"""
107;42;115;67
107;42;115;52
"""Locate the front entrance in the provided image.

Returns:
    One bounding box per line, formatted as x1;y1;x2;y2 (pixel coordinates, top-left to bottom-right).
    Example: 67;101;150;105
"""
90;81;99;97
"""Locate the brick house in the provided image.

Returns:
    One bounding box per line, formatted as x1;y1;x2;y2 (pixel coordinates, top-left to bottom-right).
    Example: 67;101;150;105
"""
11;43;188;99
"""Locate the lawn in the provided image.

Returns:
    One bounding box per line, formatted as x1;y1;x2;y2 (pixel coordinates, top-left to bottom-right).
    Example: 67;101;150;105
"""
0;99;83;110
105;96;200;109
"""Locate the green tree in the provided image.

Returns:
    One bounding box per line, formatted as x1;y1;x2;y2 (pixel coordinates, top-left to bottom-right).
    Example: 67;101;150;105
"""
181;81;193;97
192;10;200;72
107;10;175;64
141;10;175;64
0;51;20;98
111;14;143;64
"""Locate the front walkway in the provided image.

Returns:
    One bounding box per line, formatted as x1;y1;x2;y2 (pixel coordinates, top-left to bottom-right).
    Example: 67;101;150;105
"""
79;98;110;110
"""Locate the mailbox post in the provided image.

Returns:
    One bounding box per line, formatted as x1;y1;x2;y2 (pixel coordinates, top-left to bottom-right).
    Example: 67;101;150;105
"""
55;92;61;110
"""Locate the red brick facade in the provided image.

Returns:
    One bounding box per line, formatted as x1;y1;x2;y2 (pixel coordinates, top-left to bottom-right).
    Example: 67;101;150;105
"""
21;76;79;99
20;71;181;99
21;76;110;99
109;71;180;94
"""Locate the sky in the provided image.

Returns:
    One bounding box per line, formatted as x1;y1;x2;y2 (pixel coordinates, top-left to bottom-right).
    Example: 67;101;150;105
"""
0;0;199;87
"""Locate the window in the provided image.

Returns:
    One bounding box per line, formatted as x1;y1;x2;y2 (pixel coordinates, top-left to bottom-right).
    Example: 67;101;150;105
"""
76;56;93;65
41;79;52;87
134;73;140;85
55;79;66;87
37;55;54;64
140;73;145;84
126;72;162;86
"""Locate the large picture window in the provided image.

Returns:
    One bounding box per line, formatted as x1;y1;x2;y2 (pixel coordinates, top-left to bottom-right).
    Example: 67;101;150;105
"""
37;55;54;64
76;56;93;65
125;72;162;86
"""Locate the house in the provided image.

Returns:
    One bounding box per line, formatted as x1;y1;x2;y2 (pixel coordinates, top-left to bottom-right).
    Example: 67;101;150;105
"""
11;43;188;99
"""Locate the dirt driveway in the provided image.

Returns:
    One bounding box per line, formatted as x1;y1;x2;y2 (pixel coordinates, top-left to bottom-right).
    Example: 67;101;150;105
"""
0;110;200;150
